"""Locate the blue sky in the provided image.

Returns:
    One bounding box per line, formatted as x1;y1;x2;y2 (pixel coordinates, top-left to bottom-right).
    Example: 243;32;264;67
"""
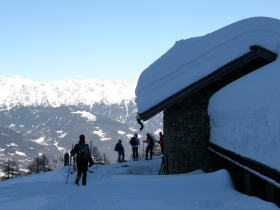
1;0;280;83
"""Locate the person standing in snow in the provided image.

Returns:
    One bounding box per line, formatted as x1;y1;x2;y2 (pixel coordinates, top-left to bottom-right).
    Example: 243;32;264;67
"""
71;134;94;186
115;140;126;163
144;133;154;160
129;133;140;161
156;132;164;155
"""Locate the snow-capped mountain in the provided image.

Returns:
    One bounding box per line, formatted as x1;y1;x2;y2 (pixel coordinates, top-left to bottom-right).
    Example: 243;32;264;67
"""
0;75;162;173
0;75;137;108
0;75;162;130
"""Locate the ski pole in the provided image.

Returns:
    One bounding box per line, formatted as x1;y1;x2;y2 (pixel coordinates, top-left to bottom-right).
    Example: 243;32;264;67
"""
142;140;144;160
66;155;72;184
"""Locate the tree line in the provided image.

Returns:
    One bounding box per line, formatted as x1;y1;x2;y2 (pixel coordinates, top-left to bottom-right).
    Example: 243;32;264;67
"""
1;144;109;180
90;145;110;165
0;154;51;180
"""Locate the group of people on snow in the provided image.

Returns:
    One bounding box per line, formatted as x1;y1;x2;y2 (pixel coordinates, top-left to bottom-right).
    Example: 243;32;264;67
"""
115;132;164;162
68;131;164;186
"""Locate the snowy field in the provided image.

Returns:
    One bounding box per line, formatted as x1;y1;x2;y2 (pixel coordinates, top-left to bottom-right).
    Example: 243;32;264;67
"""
0;156;278;210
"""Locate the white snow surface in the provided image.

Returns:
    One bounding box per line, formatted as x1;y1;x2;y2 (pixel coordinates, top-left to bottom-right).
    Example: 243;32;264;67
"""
0;157;278;210
135;17;280;114
15;151;26;156
31;137;46;145
71;111;97;122
208;52;280;171
93;127;112;141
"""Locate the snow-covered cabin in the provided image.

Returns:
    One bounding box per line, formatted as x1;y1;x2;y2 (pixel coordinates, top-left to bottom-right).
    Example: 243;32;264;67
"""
135;17;280;175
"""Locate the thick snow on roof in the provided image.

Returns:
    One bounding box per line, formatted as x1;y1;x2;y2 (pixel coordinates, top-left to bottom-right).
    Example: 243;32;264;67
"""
208;55;280;171
135;17;280;115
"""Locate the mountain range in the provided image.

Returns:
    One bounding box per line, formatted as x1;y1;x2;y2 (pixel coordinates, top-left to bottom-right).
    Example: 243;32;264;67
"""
0;75;163;174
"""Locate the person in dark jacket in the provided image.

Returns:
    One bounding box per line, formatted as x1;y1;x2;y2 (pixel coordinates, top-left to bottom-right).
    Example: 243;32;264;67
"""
129;133;140;161
116;140;126;163
156;132;164;155
71;134;94;186
144;133;154;160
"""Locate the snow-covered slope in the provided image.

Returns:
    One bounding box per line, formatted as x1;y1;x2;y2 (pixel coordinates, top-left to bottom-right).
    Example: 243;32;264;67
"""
0;157;278;210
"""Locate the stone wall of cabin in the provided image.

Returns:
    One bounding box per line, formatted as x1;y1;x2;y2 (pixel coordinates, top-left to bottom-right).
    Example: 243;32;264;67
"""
163;88;224;174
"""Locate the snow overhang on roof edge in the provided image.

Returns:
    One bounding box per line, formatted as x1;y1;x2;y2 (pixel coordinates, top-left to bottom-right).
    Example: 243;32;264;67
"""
137;46;277;121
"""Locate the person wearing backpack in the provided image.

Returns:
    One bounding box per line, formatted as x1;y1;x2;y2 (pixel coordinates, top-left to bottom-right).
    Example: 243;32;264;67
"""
115;140;126;163
144;133;154;160
129;133;140;161
71;134;94;186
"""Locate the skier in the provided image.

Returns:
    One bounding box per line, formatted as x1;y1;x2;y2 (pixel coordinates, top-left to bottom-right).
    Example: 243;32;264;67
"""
129;133;140;161
71;134;94;186
144;133;154;160
156;132;164;155
115;140;126;163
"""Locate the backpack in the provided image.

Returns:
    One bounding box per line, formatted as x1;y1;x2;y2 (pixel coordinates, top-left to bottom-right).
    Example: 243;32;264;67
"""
114;143;119;151
76;144;90;160
130;137;137;146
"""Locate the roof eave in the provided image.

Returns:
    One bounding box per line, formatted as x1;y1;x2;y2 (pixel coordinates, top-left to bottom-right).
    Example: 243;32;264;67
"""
137;46;277;121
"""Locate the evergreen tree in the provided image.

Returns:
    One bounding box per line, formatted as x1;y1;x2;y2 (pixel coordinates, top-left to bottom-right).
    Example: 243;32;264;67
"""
90;145;109;164
41;154;52;172
27;156;39;174
1;160;20;180
91;145;101;164
101;153;110;165
27;154;52;174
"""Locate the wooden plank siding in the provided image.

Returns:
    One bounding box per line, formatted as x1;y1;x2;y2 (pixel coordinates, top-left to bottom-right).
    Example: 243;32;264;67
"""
209;143;280;207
